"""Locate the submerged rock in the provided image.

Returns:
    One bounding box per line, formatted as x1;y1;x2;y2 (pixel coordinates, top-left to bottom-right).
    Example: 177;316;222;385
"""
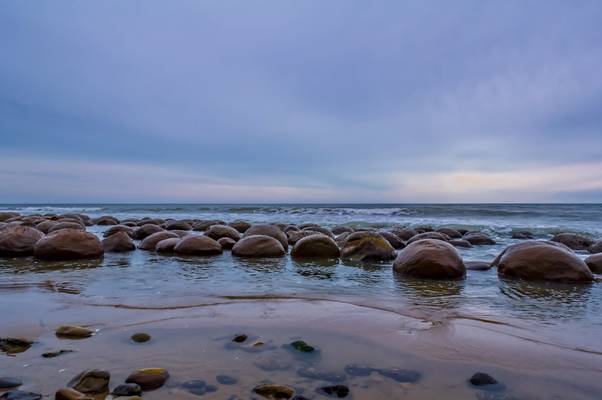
56;325;94;339
551;233;594;251
34;229;103;260
393;239;466;279
131;333;151;343
244;225;289;251
232;334;248;343
67;369;110;395
0;378;22;389
291;234;340;259
0;391;42;400
0;338;33;354
164;220;192;231
377;368;422;383
112;383;142;397
316;385;349;398
341;232;396;262
102;231;135;253
390;227;418;241
253;384;294;399
379;231;405;249
512;231;534;240
297;367;345;383
174;235;222;255
181;380;217;396
102;225;134;238
448;239;472;248
588;240;602;254
465;261;492;271
232;235;286;258
289;340;315;353
436;228;462;238
332;226;354;235
0;225;44;256
125;368;169;390
494;241;593;282
216;375;237;385
468;372;505;391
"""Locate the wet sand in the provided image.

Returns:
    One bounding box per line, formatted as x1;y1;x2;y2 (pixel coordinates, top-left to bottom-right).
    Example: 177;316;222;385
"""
1;289;601;399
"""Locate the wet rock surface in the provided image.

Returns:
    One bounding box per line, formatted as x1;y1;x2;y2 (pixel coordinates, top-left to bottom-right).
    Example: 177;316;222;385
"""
0;338;33;354
317;384;349;398
56;325;94;339
67;369;110;395
0;378;22;389
125;368;169;390
253;384;294;399
0;391;42;400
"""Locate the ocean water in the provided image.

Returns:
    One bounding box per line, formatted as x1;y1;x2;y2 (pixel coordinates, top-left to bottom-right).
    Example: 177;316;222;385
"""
1;203;601;399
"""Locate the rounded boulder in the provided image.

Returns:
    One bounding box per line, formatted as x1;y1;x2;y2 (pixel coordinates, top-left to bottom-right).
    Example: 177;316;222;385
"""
393;239;466;279
34;229;103;260
291;234;341;259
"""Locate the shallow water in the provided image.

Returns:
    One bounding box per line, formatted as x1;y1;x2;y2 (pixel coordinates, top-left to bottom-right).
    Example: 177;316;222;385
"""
1;203;602;399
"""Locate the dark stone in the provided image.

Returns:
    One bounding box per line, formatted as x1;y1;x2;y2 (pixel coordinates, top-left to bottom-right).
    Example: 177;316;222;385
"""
34;229;103;260
512;231;533;240
551;233;594;251
465;261;492;271
232;334;248;343
469;372;498;386
290;340;315;353
0;378;22;389
102;231;135;253
463;232;496;245
449;239;472;248
216;375;238;385
42;349;74;358
0;391;42;400
407;232;450;244
317;385;349;398
585;253;602;273
393;239;466;279
0;338;33;354
112;383;142;397
181;380;218;396
131;333;151;343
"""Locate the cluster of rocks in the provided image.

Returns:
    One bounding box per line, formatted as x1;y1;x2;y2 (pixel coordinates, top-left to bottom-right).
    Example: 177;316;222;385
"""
1;213;600;282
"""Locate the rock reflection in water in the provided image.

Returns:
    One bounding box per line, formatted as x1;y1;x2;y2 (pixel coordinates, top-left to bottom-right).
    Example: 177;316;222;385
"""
394;275;465;309
499;279;592;320
293;259;337;280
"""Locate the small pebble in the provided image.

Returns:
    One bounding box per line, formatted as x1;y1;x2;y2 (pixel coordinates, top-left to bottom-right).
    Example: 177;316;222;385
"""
131;333;151;343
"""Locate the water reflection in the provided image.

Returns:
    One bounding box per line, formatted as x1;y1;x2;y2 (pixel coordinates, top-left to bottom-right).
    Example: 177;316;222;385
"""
499;279;592;320
293;260;336;280
0;256;103;273
232;257;287;273
394;275;465;309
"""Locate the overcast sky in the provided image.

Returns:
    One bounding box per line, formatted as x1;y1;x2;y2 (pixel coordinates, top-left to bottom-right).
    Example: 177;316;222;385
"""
1;0;601;203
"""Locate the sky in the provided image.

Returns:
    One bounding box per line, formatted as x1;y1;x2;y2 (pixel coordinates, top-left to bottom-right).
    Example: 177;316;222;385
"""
1;0;601;203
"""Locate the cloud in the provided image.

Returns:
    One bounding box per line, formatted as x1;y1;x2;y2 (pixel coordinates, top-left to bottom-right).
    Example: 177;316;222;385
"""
0;0;601;202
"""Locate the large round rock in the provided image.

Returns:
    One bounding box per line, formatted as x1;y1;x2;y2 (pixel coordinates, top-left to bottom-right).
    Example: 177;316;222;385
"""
291;234;340;259
341;232;396;262
139;231;179;250
551;233;594;251
493;241;593;282
0;225;44;256
205;225;241;241
102;231;135;253
244;225;288;251
232;235;285;258
393;239;466;279
133;224;164;240
34;229;103;260
174;236;222;255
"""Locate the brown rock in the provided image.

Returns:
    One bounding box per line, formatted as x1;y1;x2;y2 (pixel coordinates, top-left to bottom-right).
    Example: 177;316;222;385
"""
390;227;418;241
193;220;226;231
155;238;181;253
494;241;593;282
56;325;94;339
0;225;44;256
252;384;294;399
48;222;85;233
35;220;58;234
164;220;192;231
341;232;396;262
55;388;93;400
465;260;492;271
174;236;223;255
232;235;285;258
102;231;135;253
287;230;322;245
512;231;534;240
139;231;179;250
332;226;354;235
436;228;462;239
67;369;110;394
34;229;102;260
291;234;341;259
585;253;602;273
551;233;594;251
449;239;472;248
95;216;119;226
217;237;236;250
393;239;466;279
463;232;496;245
228;220;251;233
125;368;169;390
301;226;333;237
133;224;164;240
587;240;602;254
244;225;288;251
102;225;134;238
379;231;405;249
205;224;241;241
407;231;450;244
